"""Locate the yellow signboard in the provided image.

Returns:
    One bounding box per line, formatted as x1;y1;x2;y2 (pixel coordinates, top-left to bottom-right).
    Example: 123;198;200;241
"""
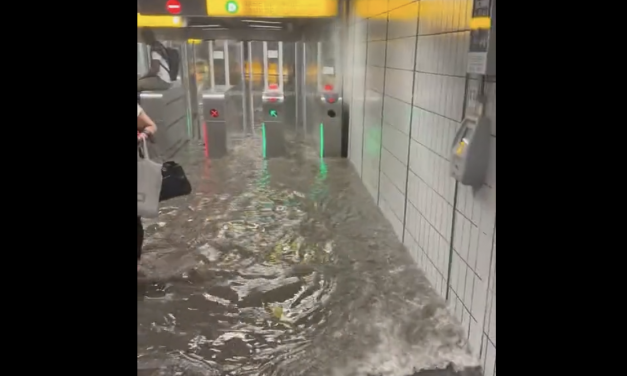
354;0;469;21
137;13;184;27
207;0;337;18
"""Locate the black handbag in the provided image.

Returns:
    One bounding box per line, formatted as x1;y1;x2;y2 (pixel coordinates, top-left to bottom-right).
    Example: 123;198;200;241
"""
159;161;192;202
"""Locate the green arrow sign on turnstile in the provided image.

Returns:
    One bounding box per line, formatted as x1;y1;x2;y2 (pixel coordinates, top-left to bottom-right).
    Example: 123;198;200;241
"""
269;109;278;118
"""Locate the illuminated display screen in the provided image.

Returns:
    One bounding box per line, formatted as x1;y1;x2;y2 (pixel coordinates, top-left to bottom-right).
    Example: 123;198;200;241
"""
207;0;337;17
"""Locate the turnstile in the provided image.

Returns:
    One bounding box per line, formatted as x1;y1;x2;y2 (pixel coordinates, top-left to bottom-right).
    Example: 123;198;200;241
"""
201;85;234;158
261;89;286;158
139;82;189;161
318;91;343;158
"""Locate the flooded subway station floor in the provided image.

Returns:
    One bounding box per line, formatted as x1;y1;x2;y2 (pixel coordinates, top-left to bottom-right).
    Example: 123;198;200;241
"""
137;134;482;376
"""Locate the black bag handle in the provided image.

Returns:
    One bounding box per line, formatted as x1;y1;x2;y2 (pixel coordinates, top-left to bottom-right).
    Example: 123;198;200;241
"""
151;42;171;74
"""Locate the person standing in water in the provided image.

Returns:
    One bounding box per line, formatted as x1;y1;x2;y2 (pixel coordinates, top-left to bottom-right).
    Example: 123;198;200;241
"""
137;103;157;271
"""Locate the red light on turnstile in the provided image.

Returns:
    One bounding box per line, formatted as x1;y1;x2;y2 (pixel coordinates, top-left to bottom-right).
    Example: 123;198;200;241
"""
324;84;333;91
269;98;277;103
202;122;209;158
210;109;219;118
269;83;278;90
165;0;182;14
328;98;335;103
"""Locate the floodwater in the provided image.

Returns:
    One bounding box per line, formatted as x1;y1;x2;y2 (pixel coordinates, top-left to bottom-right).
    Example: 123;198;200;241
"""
137;134;482;376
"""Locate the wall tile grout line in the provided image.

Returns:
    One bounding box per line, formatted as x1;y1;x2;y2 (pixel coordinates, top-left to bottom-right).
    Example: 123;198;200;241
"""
359;20;370;179
360;84;466;124
369;64;468;79
405;231;447;281
401;1;423;245
376;11;392;206
444;43;478;302
479;216;497;363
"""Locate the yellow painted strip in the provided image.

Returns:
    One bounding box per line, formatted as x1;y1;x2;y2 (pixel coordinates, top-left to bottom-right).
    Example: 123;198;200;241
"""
137;13;184;28
470;17;491;30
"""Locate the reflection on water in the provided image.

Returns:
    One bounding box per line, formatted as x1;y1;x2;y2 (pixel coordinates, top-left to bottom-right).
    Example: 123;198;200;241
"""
137;134;481;376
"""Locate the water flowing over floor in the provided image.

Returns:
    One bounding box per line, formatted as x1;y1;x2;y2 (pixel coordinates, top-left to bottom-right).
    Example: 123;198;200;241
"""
137;133;482;376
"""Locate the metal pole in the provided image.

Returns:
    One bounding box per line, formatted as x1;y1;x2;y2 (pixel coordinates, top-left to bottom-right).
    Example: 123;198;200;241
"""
262;41;269;90
208;40;215;89
316;42;322;92
295;42;299;130
180;42;194;139
224;40;230;87
248;41;255;133
278;41;284;91
239;41;248;133
302;43;307;133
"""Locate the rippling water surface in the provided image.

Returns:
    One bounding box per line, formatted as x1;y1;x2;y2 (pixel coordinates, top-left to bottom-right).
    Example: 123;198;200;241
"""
137;133;481;376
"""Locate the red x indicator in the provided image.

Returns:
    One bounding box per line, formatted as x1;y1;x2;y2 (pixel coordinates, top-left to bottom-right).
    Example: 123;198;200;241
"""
210;109;219;118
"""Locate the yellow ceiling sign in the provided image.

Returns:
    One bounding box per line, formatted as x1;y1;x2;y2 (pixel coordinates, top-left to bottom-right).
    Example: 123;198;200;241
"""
354;0;387;19
354;0;469;21
137;13;184;27
207;0;337;18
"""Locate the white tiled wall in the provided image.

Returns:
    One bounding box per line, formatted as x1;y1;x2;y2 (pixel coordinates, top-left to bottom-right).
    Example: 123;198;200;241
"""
345;1;496;375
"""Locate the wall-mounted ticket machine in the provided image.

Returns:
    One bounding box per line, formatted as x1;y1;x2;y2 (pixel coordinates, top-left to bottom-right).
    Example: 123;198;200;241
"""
261;89;286;158
450;98;490;189
452;0;495;189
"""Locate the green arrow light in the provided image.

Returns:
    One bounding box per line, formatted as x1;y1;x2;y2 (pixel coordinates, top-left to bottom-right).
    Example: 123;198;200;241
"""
269;109;278;118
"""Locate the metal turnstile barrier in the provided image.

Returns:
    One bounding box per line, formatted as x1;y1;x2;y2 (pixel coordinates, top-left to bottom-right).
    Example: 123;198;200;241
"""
139;82;189;161
261;89;286;158
318;91;342;158
201;85;234;158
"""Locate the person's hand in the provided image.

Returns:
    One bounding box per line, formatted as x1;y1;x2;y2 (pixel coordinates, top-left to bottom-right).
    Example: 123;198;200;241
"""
138;132;149;141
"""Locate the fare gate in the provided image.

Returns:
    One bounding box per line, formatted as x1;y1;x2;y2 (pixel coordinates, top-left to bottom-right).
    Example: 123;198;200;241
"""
318;89;342;158
261;84;286;158
201;85;234;158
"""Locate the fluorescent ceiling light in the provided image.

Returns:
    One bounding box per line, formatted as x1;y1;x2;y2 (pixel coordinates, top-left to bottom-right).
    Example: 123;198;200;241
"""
249;25;282;29
242;20;281;24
